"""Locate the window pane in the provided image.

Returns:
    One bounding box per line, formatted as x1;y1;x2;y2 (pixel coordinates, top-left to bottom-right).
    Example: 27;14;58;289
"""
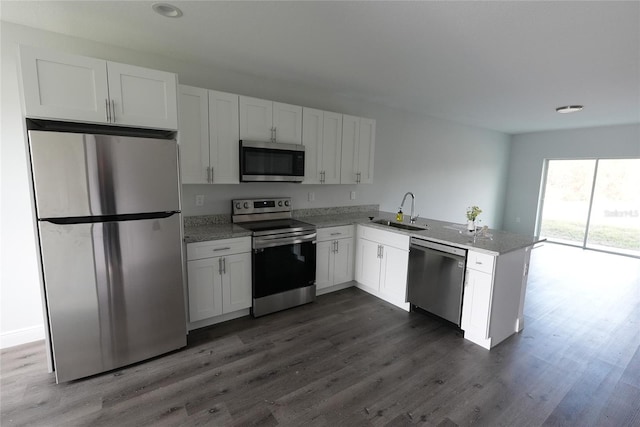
587;159;640;256
539;160;596;245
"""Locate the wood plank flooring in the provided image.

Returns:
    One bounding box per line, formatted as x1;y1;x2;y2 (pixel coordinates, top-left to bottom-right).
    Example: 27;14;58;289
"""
2;244;639;426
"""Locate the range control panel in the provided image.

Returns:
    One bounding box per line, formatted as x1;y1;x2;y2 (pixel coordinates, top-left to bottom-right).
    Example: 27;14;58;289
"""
232;197;291;215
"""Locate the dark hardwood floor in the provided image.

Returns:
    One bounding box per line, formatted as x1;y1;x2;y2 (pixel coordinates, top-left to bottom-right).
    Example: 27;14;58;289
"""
2;244;639;426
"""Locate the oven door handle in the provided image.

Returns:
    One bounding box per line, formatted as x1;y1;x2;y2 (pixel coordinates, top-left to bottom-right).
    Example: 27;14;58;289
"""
253;232;317;250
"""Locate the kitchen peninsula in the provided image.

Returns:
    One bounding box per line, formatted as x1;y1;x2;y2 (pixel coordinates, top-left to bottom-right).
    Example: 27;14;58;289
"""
184;206;544;350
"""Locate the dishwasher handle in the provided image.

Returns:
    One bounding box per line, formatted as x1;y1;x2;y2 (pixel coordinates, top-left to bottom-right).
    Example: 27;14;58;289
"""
410;237;466;258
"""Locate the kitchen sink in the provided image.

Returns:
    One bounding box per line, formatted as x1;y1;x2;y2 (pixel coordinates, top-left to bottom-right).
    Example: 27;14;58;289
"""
372;219;427;231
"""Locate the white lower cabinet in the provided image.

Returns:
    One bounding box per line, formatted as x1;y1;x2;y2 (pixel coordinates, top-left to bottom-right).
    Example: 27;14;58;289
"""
354;225;409;310
186;237;251;327
461;248;529;349
316;226;354;293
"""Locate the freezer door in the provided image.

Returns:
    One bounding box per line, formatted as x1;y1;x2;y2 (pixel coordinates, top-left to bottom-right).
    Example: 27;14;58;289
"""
29;130;180;218
39;214;186;383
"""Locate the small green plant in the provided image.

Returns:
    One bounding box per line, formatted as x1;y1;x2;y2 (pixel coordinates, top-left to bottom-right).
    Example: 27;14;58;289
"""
466;206;482;221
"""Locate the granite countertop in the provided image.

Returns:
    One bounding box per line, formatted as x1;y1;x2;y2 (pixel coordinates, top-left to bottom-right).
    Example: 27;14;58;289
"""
183;214;252;243
183;208;543;255
350;211;544;256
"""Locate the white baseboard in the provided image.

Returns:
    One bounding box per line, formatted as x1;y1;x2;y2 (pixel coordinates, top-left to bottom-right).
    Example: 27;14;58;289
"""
0;324;45;349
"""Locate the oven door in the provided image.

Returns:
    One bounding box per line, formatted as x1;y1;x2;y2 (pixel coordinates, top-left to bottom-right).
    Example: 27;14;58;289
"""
252;232;316;316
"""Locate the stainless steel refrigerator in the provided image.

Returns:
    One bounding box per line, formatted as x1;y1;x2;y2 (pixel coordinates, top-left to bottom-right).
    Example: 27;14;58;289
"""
28;123;186;383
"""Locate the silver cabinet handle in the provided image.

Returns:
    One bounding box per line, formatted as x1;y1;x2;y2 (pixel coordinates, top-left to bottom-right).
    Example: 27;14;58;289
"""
270;127;276;143
222;257;226;274
218;257;223;275
333;240;338;253
111;99;116;123
213;247;231;252
210;166;214;183
206;166;210;183
105;99;110;122
356;172;362;183
330;232;342;236
379;245;384;258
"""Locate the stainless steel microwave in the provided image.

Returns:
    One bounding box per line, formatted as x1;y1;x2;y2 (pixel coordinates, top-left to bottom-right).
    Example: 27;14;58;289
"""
239;140;305;182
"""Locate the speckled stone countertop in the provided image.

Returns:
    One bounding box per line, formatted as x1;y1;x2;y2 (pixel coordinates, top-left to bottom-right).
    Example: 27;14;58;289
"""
183;205;379;244
353;211;544;256
183;214;252;243
184;206;544;255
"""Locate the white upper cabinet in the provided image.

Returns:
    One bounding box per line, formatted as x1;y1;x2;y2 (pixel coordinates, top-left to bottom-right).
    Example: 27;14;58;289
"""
178;85;209;184
105;62;178;130
273;102;303;144
20;46;178;130
178;85;239;184
239;96;273;141
208;90;240;184
20;46;109;124
239;96;302;144
302;108;343;184
340;115;375;184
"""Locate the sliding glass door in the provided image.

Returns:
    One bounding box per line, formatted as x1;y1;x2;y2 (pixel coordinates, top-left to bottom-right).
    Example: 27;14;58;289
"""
538;158;640;257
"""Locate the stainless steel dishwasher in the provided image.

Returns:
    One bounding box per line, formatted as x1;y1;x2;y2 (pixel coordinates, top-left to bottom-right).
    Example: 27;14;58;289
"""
407;238;467;326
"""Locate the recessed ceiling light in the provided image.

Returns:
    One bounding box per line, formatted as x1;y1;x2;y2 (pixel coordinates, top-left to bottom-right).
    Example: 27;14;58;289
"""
152;3;183;18
555;105;584;114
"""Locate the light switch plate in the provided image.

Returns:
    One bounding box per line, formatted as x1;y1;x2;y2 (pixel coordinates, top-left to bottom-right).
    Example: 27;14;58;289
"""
350;191;356;200
195;195;205;206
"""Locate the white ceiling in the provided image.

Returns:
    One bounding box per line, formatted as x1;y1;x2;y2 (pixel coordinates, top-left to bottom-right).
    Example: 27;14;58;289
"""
2;1;639;134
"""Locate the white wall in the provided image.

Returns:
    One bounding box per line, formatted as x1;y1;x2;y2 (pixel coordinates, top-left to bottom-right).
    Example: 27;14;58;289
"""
0;22;510;348
503;124;640;235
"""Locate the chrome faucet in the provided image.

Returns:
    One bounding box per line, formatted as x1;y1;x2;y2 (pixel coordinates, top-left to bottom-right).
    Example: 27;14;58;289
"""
400;192;419;223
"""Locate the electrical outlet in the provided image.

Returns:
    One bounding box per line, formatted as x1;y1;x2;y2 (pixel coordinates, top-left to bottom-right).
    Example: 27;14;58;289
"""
515;216;521;223
350;191;356;200
308;192;315;202
195;195;205;207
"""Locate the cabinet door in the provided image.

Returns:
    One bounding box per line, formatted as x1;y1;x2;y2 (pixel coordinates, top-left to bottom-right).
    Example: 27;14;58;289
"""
461;268;492;341
315;240;334;290
357;118;375;184
187;257;223;322
379;245;409;306
322;112;343;184
239;96;273;141
20;46;109;124
355;237;381;292
273;102;302;144
222;253;252;313
106;61;178;130
178;85;209;184
302;107;323;184
333;237;354;285
209;90;240;184
340;115;359;184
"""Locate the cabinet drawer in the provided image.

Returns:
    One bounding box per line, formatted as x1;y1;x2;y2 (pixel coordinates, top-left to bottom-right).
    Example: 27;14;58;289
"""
357;224;409;250
187;237;251;261
466;251;495;274
317;225;354;242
